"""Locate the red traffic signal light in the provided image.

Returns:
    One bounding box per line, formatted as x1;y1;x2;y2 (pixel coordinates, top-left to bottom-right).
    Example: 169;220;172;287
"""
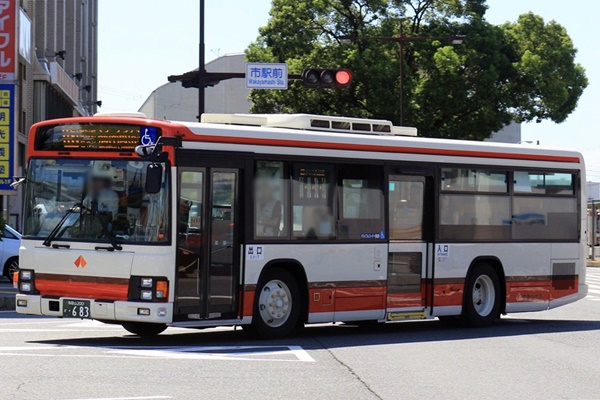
302;68;352;89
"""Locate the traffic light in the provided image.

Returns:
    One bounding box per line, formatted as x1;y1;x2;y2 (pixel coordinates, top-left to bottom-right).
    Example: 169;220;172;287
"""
302;69;352;89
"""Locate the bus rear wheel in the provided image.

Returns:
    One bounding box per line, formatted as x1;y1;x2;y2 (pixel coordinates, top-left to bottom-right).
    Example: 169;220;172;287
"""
244;268;301;339
121;322;167;336
462;263;501;327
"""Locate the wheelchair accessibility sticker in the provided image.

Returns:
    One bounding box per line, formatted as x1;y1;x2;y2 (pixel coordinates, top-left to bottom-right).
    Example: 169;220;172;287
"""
140;127;158;146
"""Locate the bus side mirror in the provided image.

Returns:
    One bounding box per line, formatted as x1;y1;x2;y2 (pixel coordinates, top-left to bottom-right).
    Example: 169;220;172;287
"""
145;163;163;194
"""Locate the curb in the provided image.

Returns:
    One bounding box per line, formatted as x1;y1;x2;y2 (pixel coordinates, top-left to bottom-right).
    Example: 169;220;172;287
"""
0;294;15;311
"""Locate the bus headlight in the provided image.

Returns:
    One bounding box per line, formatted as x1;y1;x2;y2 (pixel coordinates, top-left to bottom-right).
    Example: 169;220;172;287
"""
140;278;153;288
18;270;37;293
140;290;153;300
129;276;169;302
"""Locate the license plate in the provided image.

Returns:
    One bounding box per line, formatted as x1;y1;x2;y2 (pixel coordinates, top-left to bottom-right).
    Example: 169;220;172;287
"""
62;299;91;319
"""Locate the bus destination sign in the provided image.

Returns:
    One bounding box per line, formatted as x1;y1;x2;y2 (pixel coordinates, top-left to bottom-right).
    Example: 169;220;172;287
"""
34;124;161;152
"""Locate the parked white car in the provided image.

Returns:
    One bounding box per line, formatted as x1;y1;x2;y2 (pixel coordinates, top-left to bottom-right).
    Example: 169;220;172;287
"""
1;225;20;282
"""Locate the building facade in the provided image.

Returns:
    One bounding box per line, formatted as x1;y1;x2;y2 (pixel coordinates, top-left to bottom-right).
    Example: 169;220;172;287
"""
0;0;98;229
139;53;250;121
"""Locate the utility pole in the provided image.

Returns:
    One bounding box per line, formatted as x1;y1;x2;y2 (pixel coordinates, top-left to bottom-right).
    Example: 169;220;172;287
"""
198;0;205;120
339;27;465;126
399;23;405;126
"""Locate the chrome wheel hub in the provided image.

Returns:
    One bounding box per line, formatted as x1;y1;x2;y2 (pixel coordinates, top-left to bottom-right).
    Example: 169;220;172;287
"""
472;274;495;317
258;279;291;328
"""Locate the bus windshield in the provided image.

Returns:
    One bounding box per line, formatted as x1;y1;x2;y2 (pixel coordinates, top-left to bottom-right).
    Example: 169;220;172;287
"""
23;158;169;244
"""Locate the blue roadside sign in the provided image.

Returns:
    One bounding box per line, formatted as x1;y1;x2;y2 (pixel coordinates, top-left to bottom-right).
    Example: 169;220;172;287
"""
245;63;288;89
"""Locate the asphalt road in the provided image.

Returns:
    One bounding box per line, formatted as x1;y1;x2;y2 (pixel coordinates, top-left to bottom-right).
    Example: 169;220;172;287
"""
0;269;599;400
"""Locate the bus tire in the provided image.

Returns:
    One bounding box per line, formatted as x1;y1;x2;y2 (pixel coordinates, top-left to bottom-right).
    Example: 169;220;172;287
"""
462;263;501;327
246;268;301;339
122;322;167;336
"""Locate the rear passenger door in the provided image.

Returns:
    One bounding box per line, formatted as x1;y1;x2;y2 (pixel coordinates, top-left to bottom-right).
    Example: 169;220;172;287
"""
386;173;435;318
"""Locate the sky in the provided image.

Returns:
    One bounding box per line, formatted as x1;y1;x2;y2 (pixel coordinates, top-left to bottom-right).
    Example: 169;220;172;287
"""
98;0;600;178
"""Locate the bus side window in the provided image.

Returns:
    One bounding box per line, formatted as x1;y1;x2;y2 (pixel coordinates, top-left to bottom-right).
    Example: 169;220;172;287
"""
389;180;423;240
254;161;288;238
292;163;334;239
338;165;384;240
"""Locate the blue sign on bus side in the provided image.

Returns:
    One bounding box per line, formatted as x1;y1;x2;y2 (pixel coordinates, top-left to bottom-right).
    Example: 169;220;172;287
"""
140;127;158;146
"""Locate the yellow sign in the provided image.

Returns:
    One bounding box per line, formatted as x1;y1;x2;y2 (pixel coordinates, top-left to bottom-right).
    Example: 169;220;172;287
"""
0;90;10;107
387;311;427;321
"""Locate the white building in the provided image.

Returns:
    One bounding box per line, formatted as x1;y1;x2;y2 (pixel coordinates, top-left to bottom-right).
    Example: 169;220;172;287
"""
487;122;522;144
139;53;250;121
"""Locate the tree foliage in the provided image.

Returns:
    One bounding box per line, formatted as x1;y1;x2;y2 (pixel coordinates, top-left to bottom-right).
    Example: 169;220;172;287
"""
246;1;587;140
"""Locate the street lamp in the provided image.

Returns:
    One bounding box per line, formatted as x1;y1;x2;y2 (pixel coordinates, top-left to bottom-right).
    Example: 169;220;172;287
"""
339;27;465;126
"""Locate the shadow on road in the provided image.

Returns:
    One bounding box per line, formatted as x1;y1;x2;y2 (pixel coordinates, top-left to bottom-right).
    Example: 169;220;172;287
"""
29;317;600;350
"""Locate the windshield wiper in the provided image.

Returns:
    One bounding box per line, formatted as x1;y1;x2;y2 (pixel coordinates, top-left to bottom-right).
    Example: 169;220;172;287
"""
100;225;122;251
43;203;84;247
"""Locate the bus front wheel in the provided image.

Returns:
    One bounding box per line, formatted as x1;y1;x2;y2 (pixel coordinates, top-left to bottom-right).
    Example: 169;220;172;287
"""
462;263;501;327
244;268;301;339
122;322;167;336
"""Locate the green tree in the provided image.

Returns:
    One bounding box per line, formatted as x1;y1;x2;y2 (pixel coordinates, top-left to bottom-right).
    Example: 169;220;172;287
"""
246;1;587;140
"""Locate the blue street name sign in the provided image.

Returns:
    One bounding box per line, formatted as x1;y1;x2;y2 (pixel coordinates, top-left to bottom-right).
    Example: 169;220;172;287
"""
245;63;288;89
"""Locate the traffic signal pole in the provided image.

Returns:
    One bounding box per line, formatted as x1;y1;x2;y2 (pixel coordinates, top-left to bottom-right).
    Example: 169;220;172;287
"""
198;0;205;120
172;2;350;111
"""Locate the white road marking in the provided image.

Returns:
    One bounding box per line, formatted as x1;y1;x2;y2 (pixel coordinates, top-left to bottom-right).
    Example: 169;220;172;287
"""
586;269;600;301
0;344;315;362
108;345;315;362
64;396;171;400
0;329;101;332
57;320;124;329
0;346;64;351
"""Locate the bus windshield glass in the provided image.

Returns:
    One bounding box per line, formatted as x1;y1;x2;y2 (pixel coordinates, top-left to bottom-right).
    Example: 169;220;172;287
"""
23;158;169;244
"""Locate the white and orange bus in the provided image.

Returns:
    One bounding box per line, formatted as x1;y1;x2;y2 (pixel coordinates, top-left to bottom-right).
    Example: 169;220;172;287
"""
15;112;588;338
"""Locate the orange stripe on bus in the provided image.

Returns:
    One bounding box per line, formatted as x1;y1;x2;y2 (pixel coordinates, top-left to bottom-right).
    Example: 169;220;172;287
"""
241;290;254;317
36;279;128;301
243;275;579;319
387;292;424;308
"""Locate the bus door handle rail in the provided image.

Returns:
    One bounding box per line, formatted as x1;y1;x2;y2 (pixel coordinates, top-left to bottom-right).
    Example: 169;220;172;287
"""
51;243;70;249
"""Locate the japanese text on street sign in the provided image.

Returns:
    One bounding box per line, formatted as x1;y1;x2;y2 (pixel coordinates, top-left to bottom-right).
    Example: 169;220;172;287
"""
0;0;16;81
245;63;288;89
0;84;13;190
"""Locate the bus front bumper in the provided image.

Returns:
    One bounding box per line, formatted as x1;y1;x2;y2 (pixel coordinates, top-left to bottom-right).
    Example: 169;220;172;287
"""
15;294;173;324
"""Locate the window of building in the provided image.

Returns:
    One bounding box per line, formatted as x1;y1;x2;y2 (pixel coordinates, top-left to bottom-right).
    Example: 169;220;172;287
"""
292;163;334;239
254;161;288;238
441;168;508;193
338;165;384;240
